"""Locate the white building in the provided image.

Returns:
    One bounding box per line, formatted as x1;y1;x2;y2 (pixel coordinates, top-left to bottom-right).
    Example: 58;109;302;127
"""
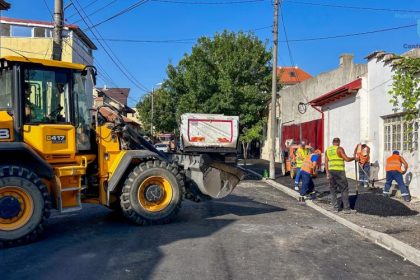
261;54;367;161
310;49;420;197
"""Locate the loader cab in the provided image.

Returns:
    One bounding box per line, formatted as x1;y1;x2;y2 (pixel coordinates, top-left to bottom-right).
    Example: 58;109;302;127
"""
0;56;95;155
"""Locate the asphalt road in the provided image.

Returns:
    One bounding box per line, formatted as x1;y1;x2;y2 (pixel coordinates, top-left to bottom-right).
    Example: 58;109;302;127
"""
1;181;419;280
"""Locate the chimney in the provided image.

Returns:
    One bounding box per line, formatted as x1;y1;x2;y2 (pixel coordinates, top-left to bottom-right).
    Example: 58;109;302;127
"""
339;54;354;67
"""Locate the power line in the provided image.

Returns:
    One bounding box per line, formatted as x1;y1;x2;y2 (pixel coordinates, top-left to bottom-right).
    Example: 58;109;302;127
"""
66;0;100;19
90;23;416;44
70;38;118;86
41;1;117;87
92;25;273;44
71;0;118;24
279;3;309;103
42;0;53;15
284;0;420;13
85;0;150;30
71;0;150;93
150;0;265;4
281;23;417;42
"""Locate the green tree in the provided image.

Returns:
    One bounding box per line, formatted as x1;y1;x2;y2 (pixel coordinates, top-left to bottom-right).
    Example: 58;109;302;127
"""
389;56;420;121
165;31;272;154
136;88;177;134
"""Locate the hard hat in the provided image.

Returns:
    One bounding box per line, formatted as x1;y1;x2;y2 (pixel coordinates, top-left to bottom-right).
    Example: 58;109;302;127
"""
300;141;306;146
393;150;400;155
314;149;321;155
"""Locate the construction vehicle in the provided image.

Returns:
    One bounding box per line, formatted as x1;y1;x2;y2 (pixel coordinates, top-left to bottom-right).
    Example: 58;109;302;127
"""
0;56;245;246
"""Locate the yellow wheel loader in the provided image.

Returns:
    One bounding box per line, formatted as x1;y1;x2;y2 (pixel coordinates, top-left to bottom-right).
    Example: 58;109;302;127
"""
0;56;244;246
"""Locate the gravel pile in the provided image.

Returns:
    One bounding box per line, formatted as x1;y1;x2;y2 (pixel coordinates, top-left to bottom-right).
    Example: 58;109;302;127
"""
351;193;418;217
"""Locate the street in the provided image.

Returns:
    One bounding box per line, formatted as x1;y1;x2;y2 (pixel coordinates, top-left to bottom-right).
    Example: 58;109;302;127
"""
1;181;419;280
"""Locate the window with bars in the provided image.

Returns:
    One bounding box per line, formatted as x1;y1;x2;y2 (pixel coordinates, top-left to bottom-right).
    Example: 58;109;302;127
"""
384;115;419;152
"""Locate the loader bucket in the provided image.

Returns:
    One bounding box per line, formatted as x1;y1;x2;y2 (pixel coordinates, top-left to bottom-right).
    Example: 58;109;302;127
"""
185;160;245;199
171;154;246;199
201;162;246;198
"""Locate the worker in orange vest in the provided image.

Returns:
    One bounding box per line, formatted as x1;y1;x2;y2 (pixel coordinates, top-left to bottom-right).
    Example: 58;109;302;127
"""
354;143;370;188
299;149;322;200
383;150;411;202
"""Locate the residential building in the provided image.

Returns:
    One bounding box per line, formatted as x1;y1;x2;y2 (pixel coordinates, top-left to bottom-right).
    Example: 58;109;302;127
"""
277;66;312;88
0;17;97;65
261;54;367;161
0;16;97;114
93;87;142;128
309;49;420;197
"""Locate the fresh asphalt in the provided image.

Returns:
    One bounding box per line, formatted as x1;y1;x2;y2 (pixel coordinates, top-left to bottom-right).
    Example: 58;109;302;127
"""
1;181;419;280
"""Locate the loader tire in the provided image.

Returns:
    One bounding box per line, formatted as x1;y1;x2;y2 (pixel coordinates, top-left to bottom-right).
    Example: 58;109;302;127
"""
0;165;51;247
120;160;184;225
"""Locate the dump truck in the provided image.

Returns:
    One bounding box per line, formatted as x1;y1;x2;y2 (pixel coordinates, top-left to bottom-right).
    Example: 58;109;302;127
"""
0;56;245;246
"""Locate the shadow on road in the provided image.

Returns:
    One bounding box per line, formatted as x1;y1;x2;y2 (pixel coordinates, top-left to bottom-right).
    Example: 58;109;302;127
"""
1;194;285;280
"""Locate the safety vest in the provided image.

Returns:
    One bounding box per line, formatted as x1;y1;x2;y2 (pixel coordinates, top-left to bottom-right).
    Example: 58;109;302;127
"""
356;144;370;165
386;154;402;173
296;147;309;168
326;146;345;171
301;154;316;174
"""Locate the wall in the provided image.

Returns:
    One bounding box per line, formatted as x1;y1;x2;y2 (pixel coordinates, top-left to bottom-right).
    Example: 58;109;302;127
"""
0;31;93;65
262;54;367;160
366;50;420;198
323;93;361;179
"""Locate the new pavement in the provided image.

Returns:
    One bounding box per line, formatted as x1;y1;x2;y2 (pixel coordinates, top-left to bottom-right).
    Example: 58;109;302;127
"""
1;181;419;280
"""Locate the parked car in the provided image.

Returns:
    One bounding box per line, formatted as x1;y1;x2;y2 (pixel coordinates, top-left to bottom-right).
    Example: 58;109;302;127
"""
154;143;170;153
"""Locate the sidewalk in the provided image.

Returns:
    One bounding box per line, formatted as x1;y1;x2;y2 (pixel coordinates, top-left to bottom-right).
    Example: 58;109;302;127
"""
240;159;420;251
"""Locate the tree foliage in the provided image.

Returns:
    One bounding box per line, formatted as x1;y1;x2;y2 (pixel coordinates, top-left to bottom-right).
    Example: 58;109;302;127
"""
389;56;420;121
136;88;177;134
137;31;272;148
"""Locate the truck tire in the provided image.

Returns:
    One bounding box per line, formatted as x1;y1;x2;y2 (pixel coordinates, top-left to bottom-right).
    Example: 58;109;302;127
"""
120;161;184;225
0;165;51;247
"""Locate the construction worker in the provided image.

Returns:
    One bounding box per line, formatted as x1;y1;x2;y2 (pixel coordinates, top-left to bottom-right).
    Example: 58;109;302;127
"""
325;138;355;214
383;151;411;202
294;141;309;191
354;143;371;188
299;149;322;200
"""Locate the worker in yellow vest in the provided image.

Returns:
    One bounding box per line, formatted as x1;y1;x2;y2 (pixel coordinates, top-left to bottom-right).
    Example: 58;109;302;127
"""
299;149;322;200
383;151;410;202
325;137;355;214
294;141;310;191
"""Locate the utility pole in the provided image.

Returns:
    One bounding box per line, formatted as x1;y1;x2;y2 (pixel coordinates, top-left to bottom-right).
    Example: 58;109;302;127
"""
52;0;63;61
269;0;279;179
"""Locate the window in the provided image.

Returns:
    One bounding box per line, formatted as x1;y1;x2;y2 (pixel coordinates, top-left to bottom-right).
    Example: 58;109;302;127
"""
24;69;69;124
0;23;10;36
0;68;13;109
11;25;33;37
34;27;47;38
289;71;296;77
73;73;91;151
383;115;419;152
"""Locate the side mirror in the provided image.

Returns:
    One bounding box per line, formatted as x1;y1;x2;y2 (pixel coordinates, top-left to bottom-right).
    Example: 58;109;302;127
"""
90;68;97;85
81;66;97;86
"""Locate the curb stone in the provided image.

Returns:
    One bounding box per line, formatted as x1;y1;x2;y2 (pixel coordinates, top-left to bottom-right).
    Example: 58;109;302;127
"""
264;179;420;267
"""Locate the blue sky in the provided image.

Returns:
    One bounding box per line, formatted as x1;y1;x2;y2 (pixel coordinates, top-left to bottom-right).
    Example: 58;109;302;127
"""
2;0;420;106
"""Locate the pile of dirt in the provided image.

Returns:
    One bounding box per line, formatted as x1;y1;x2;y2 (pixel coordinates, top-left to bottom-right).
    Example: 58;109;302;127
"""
351;193;418;217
